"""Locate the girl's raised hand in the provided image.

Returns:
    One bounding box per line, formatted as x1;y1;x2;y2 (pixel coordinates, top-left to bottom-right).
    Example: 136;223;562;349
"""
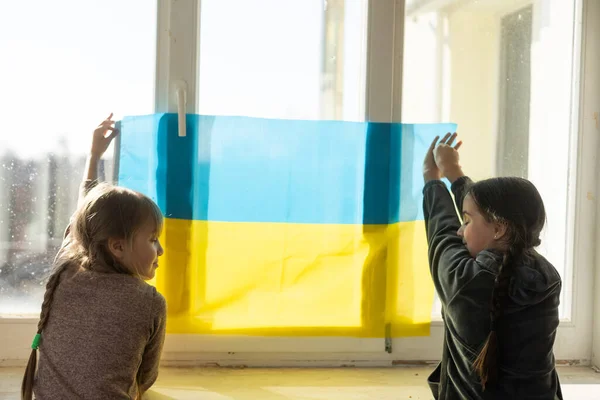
90;113;119;159
423;136;442;182
434;132;464;183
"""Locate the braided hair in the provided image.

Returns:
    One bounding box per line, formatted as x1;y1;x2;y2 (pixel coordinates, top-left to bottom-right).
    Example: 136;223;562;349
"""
467;177;546;390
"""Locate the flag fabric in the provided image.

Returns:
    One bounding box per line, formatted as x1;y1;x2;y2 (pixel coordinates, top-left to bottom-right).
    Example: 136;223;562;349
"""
117;113;456;337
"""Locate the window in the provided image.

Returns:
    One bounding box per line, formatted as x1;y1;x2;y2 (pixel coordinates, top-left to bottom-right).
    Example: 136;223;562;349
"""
403;0;579;320
1;0;594;365
0;0;157;315
197;0;368;121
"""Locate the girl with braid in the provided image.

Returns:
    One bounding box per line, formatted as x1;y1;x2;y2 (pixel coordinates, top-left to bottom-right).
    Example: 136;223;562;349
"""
22;114;166;400
422;133;562;399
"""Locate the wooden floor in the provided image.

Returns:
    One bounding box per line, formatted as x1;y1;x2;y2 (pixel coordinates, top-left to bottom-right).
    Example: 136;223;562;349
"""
1;366;599;399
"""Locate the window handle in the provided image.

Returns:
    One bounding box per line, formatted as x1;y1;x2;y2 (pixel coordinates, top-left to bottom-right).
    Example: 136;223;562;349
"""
174;80;187;137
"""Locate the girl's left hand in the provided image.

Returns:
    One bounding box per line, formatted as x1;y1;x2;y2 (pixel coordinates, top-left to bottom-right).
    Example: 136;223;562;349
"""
90;113;120;159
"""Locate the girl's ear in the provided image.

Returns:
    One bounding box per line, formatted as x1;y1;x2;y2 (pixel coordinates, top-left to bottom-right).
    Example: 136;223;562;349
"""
107;238;127;260
493;223;508;241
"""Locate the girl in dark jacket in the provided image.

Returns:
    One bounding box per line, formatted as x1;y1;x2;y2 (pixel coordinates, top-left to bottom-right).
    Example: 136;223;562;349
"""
422;133;562;400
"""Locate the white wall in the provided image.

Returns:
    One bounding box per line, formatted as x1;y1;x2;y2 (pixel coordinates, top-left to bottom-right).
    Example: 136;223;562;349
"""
586;0;600;369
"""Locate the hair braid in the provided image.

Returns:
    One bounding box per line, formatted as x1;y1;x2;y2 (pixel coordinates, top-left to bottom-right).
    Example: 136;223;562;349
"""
473;240;523;390
21;256;72;400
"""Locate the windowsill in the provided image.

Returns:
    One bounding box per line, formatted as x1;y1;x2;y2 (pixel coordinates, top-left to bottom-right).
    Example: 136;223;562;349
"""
0;317;37;323
0;316;575;327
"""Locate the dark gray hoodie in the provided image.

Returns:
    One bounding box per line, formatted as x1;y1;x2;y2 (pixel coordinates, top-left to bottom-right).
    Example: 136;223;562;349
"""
423;177;562;400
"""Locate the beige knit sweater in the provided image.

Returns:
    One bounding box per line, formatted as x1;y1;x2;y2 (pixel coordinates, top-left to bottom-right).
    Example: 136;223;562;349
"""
33;180;167;399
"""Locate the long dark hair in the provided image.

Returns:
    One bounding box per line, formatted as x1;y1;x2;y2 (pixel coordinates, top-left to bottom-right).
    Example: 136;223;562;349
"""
467;177;546;390
21;184;163;400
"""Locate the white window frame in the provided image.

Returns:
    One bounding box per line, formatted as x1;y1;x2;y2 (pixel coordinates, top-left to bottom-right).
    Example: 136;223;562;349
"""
1;0;598;367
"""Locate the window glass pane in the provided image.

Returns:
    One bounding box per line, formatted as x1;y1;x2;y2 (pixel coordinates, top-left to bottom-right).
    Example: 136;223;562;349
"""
198;0;368;121
403;0;578;318
0;0;156;315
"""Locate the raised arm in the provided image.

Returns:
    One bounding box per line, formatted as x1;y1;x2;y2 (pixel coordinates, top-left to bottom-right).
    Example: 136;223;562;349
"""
62;114;119;240
78;113;120;206
432;135;470;210
422;134;484;304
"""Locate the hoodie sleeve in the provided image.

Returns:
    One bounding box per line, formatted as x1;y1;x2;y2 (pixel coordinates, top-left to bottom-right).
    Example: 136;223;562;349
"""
423;179;489;305
450;176;472;212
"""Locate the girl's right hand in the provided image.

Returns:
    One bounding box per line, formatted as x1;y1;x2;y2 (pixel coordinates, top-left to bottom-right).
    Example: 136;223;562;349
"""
434;132;464;183
90;113;120;160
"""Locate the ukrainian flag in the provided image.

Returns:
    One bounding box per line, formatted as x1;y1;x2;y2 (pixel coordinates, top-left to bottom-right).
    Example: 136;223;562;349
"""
117;114;456;338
